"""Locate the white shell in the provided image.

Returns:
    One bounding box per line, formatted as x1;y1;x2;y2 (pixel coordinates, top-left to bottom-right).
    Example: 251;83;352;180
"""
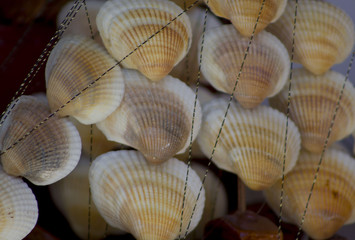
89;150;205;240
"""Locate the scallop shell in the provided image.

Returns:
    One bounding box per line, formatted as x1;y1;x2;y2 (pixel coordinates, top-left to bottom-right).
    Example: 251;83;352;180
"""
45;35;125;125
264;148;355;239
49;155;123;240
170;6;222;85
69;117;123;159
57;0;104;43
0;95;82;185
97;69;202;164
269;68;355;153
189;162;228;239
0;167;38;240
197;98;301;190
96;0;192;81
89;150;205;240
204;0;287;36
200;25;290;108
267;0;355;75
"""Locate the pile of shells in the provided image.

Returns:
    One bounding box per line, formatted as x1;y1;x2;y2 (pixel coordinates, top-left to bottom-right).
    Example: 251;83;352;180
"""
1;0;355;239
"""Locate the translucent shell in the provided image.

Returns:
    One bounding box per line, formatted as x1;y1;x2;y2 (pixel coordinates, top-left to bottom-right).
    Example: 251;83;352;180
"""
96;0;192;81
197;98;301;190
264;149;355;239
45;35;125;125
204;0;287;36
89;150;205;240
0;167;38;240
269;68;355;153
267;0;355;75
49;156;123;240
200;25;290;109
0;95;82;185
97;69;202;164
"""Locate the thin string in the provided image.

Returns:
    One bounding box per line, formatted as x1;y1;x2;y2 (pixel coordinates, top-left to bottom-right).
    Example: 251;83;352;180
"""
82;1;95;239
0;0;83;129
0;0;201;157
178;2;209;239
182;1;266;239
278;0;298;238
295;49;355;240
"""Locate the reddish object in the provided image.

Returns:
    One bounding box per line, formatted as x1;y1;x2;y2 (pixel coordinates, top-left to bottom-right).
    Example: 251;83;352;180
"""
204;210;282;240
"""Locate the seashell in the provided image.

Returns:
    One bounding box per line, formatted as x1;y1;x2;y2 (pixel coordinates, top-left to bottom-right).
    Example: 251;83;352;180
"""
89;150;205;240
197;98;301;190
200;24;290;109
96;0;192;81
49;155;123;240
267;0;355;75
170;6;222;85
189;162;228;239
45;35;125;125
0;166;38;240
69;117;124;159
168;0;204;10
97;69;202;164
204;0;287;36
269;68;355;153
0;95;82;185
264;148;355;239
57;0;105;43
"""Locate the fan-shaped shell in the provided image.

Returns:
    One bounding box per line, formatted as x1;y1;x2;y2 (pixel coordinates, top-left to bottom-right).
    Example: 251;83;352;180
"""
97;69;202;164
49;155;123;240
96;0;192;81
204;0;287;36
0;167;38;240
197;98;301;190
264;148;355;239
267;0;355;75
269;68;355;153
200;25;290;108
0;95;82;185
45;35;125;125
57;0;104;43
170;6;222;85
89;150;205;240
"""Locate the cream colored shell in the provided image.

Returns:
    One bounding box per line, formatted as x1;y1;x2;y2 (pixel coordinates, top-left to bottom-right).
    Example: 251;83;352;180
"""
204;0;287;36
264;148;355;239
46;35;124;125
97;69;202;164
267;0;355;75
89;150;205;240
197;98;301;190
49;155;123;240
0;95;82;185
269;68;355;153
200;25;290;108
0;167;38;240
96;0;192;81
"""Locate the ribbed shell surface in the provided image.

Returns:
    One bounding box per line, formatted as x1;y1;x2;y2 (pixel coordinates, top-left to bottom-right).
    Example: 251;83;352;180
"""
97;69;201;164
197;98;301;190
46;35;124;124
200;25;289;109
0;95;81;185
0;167;38;240
89;150;205;240
267;0;355;75
269;68;355;153
96;0;192;81
264;149;355;239
49;156;123;239
204;0;287;36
